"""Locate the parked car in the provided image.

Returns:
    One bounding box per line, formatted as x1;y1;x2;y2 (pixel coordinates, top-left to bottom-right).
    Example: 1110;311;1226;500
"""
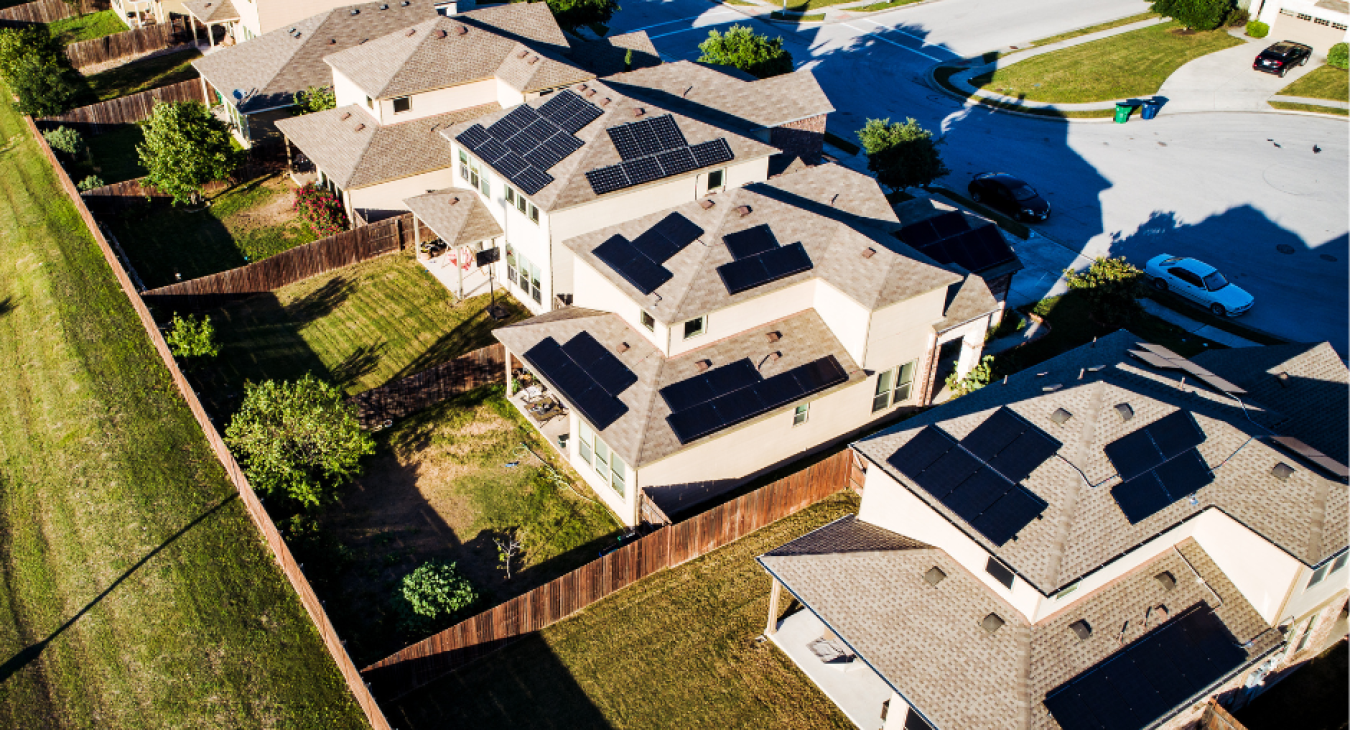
1253;41;1312;77
968;173;1050;222
1144;255;1254;317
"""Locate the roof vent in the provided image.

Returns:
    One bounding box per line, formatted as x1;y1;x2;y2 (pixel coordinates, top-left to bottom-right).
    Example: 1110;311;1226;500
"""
584;89;596;98
287;27;297;34
354;124;366;132
405;27;417;36
633;107;646;117
981;613;1005;634
767;351;781;363
517;49;529;58
328;38;337;44
433;28;446;38
578;83;588;91
293;32;302;39
736;205;752;217
924;566;947;587
1154;571;1176;591
1276;371;1291;388
379;2;388;8
699;198;715;209
449;196;459;205
340;112;351;121
861;247;876;259
1050;408;1072;425
1036;371;1049;377
1042;384;1062;393
1069;620;1092;641
765;331;781;343
402;0;410;4
528;55;539;65
695;359;711;373
359;37;369;43
601;97;612;106
456;25;467;35
1115;403;1134;421
350;7;360;14
1272;462;1296;481
616;342;630;354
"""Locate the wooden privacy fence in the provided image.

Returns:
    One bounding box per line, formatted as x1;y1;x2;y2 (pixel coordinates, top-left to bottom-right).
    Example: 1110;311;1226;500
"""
141;213;412;309
25;114;392;730
1200;699;1249;730
350;344;505;428
0;0;107;25
65;17;192;69
38;78;205;134
361;449;853;698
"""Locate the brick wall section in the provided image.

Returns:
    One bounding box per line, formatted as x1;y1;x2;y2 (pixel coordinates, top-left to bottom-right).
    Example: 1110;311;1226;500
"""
770;114;826;165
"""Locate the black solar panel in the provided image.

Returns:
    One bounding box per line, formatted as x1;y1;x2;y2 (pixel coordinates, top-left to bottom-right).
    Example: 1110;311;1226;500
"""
717;242;814;295
589;117;732;195
969;487;1049;546
887;427;956;478
650;115;687;150
665;356;848;444
631;120;660;156
457;124;491;150
651;212;703;251
944;467;1009;521
560;102;603;134
961;408;1029;461
899;219;941;248
622;156;662;185
562;332;639;397
523;334;636;431
1111;450;1213;524
656;146;697;176
585;164;629;195
494;151;529;180
477;137;509;164
1045;606;1246;730
922;448;983;499
488;106;536;138
930;211;971;238
538;90;600;133
514;166;554;196
723;225;779;260
504;131;537;156
691;138;734;168
607;124;642;160
902;218;1015;273
986;429;1062;483
458;97;596;198
593;235;672;295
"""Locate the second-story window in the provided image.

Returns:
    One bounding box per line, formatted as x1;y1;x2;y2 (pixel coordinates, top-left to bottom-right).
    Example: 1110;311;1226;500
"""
707;169;725;192
365;95;374;110
506;244;541;304
793;403;810;426
505;185;539;224
683;315;706;340
640;310;655;332
392;96;411;114
459;150;489;197
872;360;917;413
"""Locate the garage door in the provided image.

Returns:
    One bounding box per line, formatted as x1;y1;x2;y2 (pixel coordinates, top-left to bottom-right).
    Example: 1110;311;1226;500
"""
1269;10;1349;53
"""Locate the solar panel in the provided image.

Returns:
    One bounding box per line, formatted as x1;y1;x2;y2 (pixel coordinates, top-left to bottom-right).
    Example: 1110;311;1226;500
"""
663;356;847;444
560;102;603;134
1154;449;1214;499
539;90;600;133
986;428;1062;483
969;487;1048;546
521;117;559;144
887;427;957;478
585;164;629;195
717;243;813;295
523;334;637;431
898;219;941;248
691;138;734;168
944;467;1009;521
513;166;554;196
1267;436;1350;478
1045;606;1246;730
607;124;643;160
460;99;595;200
631;120;660;156
476;137;510;164
592;234;671;295
651;212;703;251
487;106;535;138
656;146;697;176
561;332;639;397
961;408;1029;461
503;131;538;156
1149;411;1206;459
650;115;687;151
922;448;983;499
457;124;491;150
705;358;761;392
723;225;779;260
622;156;662;186
493;151;529;180
1111;473;1174;524
930;211;971;238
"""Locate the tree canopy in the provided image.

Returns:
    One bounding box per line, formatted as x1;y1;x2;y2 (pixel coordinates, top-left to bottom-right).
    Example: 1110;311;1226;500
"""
544;0;618;32
698;25;793;79
225;374;375;507
292;85;336;115
165;313;219;361
137;101;239;205
1064;256;1147;325
399;560;477;631
856;117;950;192
1149;0;1232;30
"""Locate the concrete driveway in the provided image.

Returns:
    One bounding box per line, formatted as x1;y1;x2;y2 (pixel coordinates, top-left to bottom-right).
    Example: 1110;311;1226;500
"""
1157;37;1320;112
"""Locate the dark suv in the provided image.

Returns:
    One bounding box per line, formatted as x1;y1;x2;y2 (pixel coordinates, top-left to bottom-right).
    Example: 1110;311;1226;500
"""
1253;41;1312;77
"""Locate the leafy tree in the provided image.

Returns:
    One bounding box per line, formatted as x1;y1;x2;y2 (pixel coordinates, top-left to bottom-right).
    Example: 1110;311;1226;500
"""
10;55;79;117
0;26;63;78
76;174;104;191
43;125;83;156
225;374;375;507
698;25;793;79
165;312;219;360
1064;256;1148;325
399;560;476;631
138;100;239;205
1149;0;1231;30
945;355;995;399
544;0;619;32
292;85;336;115
856;117;950;192
1329;42;1348;70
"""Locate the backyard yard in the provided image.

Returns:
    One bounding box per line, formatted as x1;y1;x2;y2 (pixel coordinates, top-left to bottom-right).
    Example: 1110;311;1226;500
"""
389;492;860;730
47;9;125;45
58;122;146;184
105;170;319;287
296;384;622;665
73;47;202;104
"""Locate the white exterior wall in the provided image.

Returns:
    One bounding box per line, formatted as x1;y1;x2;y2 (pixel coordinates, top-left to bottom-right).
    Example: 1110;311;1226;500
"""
236;0;263;38
563;413;638;522
1281;551;1350;622
378;80;498;123
573;259;669;351
812;280;870;365
1257;0;1350;48
667;281;815;358
348;168;457;219
495;79;526;109
333;69;370;112
863;288;948;371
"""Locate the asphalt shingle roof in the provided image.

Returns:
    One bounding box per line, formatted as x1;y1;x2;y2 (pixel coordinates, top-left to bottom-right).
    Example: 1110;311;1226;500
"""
565;31;662;77
403;188;503;246
182;0;239;23
759;517;1280;730
604;61;835;133
852;331;1350;594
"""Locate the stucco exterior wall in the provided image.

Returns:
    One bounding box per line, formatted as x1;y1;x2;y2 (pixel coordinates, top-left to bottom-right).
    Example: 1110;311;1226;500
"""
333;69;369;112
1281;551;1350;622
348;168;456;221
667;280;815;358
864;287;948;371
376;79;497;123
494;78;525;109
812;279;870;365
573;259;668;350
235;0;262;38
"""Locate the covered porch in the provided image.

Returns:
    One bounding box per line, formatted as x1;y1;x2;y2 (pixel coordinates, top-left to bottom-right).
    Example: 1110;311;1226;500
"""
766;600;894;730
403;189;504;301
182;0;239;48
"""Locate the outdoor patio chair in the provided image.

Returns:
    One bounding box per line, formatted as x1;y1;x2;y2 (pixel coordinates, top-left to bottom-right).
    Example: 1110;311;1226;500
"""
807;637;854;666
519;385;545;402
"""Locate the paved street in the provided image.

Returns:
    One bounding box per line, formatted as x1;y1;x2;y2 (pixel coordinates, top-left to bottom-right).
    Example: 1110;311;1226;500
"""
612;0;1349;352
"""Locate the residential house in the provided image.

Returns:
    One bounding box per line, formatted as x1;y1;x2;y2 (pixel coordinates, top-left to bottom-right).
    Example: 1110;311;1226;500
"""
491;161;1018;526
757;332;1349;730
1251;0;1349;52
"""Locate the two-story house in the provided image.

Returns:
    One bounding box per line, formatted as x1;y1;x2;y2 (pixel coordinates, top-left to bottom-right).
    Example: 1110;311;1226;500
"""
757;331;1349;730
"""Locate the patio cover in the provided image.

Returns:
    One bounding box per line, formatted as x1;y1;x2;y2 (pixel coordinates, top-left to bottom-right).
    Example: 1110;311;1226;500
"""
404;189;503;248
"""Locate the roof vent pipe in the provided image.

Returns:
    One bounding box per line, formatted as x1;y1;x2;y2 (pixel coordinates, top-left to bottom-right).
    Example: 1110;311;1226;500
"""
736;205;751;217
616;342;630;354
699;199;715;209
695;359;711;372
633;107;645;117
861;247;876;259
456;25;467;34
1271;462;1295;481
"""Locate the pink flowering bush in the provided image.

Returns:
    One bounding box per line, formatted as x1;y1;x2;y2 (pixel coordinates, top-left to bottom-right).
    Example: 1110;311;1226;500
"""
294;184;349;237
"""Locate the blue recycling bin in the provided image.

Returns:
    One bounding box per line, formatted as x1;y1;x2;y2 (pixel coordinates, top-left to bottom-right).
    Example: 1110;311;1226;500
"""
1141;100;1161;120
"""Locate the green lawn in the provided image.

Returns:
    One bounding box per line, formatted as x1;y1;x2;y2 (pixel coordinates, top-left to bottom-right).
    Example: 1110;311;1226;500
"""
73;48;202;105
390;492;860;730
1029;12;1158;47
301;384;622;666
1269;100;1350;116
0;86;367;728
204;253;529;397
772;10;824;20
931;65;1117;118
48;9;126;45
852;0;923;12
972;21;1243;103
1277;65;1349;102
105;170;318;287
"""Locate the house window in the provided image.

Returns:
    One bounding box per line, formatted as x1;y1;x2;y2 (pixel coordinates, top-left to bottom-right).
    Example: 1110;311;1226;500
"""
1295;615;1318;652
459;150;490;197
683;315;706;340
577;421;628;496
1308;562;1332;589
707;169;725;191
505;185;539;223
365;95;374;109
640;310;656;331
985;556;1014;589
793;403;810;426
872;360;917;413
506;245;541;304
506;243;518;287
392;96;411;113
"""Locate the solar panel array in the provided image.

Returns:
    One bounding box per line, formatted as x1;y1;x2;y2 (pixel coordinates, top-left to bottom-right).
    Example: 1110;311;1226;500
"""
897;212;1017;272
716;224;814;295
586;114;734;195
1104;411;1213;524
523;332;637;431
1044;605;1247;730
1267;435;1350;478
1128;343;1248;396
661;356;849;444
886;408;1059;545
455;90;600;196
592;213;704;295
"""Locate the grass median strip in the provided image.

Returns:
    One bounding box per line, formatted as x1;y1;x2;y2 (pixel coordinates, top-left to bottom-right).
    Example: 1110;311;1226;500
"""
972;21;1242;103
1029;12;1158;47
0;88;367;729
1276;65;1349;103
1268;101;1349;116
931;65;1116;119
851;0;923;11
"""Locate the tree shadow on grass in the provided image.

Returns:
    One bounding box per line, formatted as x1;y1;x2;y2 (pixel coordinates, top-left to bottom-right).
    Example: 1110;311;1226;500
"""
385;296;529;384
0;296;12;317
282;275;357;322
0;495;236;684
331;342;389;392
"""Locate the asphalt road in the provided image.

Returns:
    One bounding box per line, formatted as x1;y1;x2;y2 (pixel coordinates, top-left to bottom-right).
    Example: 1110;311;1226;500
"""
611;0;1350;352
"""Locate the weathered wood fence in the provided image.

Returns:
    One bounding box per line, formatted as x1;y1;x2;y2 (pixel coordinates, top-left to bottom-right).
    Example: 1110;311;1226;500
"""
1200;699;1249;730
350;343;505;428
361;448;854;698
38;77;205;134
140;213;412;310
65;17;192;69
0;0;107;25
25;114;391;729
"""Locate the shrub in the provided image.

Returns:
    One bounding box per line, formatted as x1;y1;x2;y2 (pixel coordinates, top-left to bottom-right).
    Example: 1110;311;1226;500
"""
1329;42;1348;70
292;84;336;115
1150;0;1231;30
544;0;618;32
0;26;62;78
43;125;83;156
10;55;78;117
1063;256;1147;325
294;184;349;237
856;117;950;192
76;174;104;191
945;355;995;399
165;312;218;360
225;374;375;507
698;25;793;79
399;560;476;631
1223;7;1248;26
138;100;239;205
1245;20;1269;38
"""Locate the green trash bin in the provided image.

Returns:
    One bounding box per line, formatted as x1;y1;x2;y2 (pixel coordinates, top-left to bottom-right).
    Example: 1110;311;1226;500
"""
1114;103;1133;124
